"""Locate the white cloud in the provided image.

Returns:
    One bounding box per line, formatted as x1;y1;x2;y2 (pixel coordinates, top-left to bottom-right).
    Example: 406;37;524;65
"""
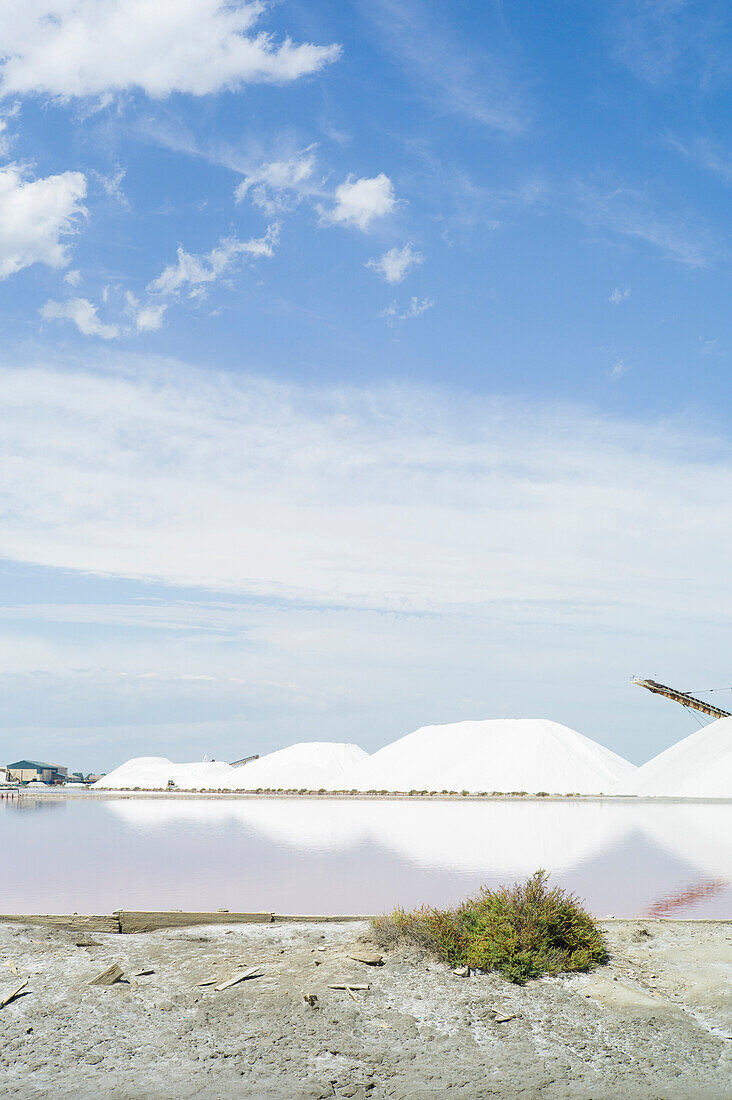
1;359;731;629
64;268;81;287
40;297;119;339
0;0;341;100
0;102;20;156
381;295;434;324
125;291;166;332
148;225;279;299
234;146;320;215
134;302;167;332
325;174;396;231
0;162;87;278
609;286;631;304
366;243;423;284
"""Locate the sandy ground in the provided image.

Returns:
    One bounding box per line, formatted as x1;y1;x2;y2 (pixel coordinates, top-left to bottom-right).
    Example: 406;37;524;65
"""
0;919;730;1099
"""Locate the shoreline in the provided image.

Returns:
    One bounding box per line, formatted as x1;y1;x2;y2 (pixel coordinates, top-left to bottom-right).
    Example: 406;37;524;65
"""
10;787;732;803
0;910;730;928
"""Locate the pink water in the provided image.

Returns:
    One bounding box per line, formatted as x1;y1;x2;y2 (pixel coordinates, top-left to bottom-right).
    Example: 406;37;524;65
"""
1;796;730;917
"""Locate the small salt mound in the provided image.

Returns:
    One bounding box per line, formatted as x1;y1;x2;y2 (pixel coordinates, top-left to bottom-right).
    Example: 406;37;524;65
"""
93;756;236;791
616;716;732;798
222;742;368;791
348;719;634;795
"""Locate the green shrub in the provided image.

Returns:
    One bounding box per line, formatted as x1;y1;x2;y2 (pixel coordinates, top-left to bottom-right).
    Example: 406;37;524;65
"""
370;871;606;985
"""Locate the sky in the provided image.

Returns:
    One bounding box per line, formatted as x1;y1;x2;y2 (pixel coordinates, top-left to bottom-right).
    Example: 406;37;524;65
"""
1;0;731;772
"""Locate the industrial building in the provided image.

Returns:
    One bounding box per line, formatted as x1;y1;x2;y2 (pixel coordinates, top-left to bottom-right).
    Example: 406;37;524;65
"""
6;760;68;785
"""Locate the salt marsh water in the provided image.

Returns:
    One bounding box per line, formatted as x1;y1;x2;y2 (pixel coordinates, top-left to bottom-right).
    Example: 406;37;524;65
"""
1;797;730;917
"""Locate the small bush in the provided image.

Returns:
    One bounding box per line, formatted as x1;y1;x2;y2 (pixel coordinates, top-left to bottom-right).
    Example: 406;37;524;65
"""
370;871;606;985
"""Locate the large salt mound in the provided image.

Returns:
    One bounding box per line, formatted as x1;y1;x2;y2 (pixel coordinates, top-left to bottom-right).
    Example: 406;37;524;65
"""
615;716;732;798
222;742;368;791
347;719;634;795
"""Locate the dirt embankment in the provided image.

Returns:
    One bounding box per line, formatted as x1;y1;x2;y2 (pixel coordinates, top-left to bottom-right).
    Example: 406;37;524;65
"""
0;919;730;1099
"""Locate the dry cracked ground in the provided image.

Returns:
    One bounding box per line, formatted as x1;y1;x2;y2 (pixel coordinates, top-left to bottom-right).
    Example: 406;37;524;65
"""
0;919;730;1099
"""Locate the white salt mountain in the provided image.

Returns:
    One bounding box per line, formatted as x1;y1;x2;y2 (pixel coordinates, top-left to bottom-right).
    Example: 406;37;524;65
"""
616;716;732;798
347;719;635;795
226;742;368;791
94;743;368;792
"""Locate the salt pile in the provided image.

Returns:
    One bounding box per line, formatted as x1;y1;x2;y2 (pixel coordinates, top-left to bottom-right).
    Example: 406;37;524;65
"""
348;719;635;795
93;756;236;791
94;743;368;792
616;716;732;798
221;742;368;791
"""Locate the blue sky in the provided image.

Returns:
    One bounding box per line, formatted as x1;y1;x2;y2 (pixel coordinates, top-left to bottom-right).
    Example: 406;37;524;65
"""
1;0;731;771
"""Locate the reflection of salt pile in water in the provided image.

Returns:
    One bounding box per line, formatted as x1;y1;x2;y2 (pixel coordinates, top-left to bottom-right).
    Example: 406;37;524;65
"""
348;719;634;795
616;717;732;798
109;798;632;875
223;742;368;791
94;743;368;791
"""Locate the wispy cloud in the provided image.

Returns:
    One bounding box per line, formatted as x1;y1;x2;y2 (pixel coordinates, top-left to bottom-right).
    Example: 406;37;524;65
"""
1;357;731;623
698;337;726;358
611;0;732;91
366;242;423;283
361;0;528;134
234;145;323;215
40;297;119;339
380;295;434;324
92;164;130;208
577;183;716;267
609;286;631;304
148;225;279;299
608;358;629;379
663;134;732;184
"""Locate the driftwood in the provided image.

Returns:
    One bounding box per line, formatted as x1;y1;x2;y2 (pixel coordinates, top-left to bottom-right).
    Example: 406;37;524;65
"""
213;965;262;992
133;968;155;977
89;964;124;986
0;978;28;1009
328;983;370;991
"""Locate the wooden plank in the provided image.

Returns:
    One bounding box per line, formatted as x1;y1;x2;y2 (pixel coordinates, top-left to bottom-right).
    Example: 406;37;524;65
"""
0;914;120;934
213;965;262;991
89;964;124;986
0;978;28;1009
116;911;274;934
